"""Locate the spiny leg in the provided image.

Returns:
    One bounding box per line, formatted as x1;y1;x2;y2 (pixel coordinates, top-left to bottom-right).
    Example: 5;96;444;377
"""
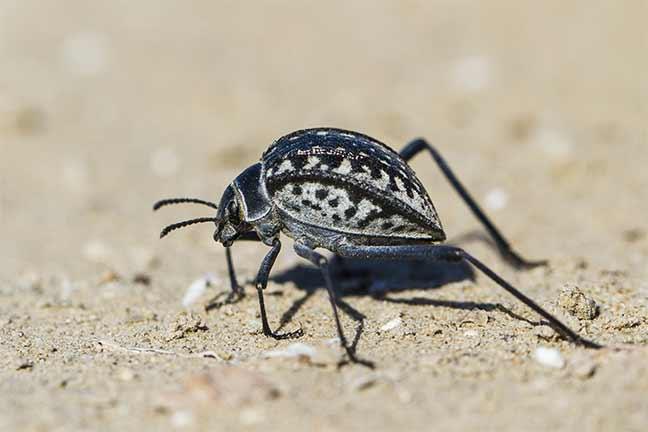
255;239;303;340
336;243;601;349
399;138;546;269
294;242;375;368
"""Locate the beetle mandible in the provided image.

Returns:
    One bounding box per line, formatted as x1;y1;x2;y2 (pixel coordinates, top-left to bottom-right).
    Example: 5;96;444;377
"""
154;128;601;367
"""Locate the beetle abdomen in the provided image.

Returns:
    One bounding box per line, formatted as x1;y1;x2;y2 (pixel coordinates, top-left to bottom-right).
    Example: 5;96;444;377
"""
263;128;445;241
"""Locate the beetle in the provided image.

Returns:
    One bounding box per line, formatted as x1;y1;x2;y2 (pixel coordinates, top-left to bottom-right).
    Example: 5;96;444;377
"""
154;127;601;366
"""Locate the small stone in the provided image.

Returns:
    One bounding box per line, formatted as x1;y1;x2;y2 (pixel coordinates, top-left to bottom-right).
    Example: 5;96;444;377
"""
533;347;565;369
264;343;316;360
182;274;217;308
534;325;558;341
380;317;402;332
166;312;208;341
558;283;598;320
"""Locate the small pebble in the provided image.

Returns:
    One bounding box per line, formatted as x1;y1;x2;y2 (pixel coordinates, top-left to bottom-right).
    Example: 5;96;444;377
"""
182;274;217;308
533;347;565;369
264;343;316;360
558;283;598;320
534;325;558;341
380;317;402;332
166;312;208;341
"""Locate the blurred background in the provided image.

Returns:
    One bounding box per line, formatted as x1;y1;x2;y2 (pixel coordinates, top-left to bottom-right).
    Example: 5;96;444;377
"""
1;0;646;280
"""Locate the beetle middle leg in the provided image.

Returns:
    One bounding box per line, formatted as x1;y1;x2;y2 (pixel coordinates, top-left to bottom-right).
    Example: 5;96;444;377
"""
399;138;546;269
294;241;375;368
255;239;304;340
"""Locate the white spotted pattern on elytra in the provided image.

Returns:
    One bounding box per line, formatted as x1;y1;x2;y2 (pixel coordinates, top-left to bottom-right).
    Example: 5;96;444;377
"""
262;128;445;241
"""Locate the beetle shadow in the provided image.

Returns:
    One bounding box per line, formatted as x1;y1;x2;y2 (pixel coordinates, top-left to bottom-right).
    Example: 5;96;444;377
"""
270;229;544;343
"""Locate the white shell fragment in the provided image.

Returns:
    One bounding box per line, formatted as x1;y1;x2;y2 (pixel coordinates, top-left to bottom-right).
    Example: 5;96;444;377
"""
263;343;317;359
533;347;565;369
182;273;217;308
380;317;402;332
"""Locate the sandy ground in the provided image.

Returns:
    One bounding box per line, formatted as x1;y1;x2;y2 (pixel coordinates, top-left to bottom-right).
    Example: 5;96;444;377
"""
1;1;647;431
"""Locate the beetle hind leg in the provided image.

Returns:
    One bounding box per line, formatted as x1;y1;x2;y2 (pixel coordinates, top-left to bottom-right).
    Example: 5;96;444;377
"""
400;138;546;269
336;243;601;349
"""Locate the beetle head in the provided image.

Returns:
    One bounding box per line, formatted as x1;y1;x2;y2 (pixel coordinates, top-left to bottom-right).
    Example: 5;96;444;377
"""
216;163;274;245
212;184;248;246
154;163;272;246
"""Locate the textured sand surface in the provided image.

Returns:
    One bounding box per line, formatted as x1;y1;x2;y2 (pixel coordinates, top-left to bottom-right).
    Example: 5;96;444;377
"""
1;1;647;431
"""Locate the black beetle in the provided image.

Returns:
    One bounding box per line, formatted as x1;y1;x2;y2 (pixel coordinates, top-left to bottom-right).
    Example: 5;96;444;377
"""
154;128;601;366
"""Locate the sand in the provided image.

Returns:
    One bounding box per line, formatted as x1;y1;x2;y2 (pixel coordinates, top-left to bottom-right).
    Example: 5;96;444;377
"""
1;1;647;431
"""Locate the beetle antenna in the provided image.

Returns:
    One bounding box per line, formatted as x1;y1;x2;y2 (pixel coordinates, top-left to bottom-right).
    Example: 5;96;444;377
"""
160;217;219;238
153;198;219;211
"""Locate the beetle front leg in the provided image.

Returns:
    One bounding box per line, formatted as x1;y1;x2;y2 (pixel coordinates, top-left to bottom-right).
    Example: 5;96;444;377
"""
294;242;374;368
400;138;546;269
255;239;303;340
